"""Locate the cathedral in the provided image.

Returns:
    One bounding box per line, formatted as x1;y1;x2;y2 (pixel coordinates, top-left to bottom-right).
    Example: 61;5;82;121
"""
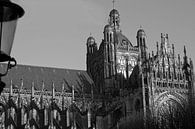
0;6;194;129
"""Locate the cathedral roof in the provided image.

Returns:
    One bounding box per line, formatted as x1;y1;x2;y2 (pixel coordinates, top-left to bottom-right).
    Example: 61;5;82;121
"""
115;32;133;47
1;64;95;94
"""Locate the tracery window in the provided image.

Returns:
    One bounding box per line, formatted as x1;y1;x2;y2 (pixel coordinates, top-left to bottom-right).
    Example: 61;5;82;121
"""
117;56;127;78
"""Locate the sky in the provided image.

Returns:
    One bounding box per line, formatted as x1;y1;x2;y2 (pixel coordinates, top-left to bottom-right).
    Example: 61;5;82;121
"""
10;0;195;70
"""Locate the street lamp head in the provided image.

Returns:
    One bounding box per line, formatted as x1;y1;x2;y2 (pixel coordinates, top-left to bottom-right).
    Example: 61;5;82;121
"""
0;0;24;21
0;0;24;76
0;0;24;60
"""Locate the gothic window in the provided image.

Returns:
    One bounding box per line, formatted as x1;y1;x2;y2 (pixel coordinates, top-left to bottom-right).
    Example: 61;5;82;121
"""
44;108;49;125
117;56;127;78
107;33;109;42
140;38;142;46
116;19;119;25
10;107;17;122
119;56;126;65
21;107;28;126
53;109;61;122
107;45;110;62
143;38;145;45
128;59;136;67
110;33;112;42
127;57;137;75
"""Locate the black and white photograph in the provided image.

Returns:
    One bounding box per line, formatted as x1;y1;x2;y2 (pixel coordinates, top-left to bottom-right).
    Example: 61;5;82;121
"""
0;0;194;129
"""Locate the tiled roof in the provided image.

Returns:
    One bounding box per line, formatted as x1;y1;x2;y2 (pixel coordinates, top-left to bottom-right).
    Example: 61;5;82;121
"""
0;63;95;94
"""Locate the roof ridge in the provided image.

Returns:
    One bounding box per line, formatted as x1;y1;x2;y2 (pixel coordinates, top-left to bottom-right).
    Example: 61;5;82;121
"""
0;63;86;72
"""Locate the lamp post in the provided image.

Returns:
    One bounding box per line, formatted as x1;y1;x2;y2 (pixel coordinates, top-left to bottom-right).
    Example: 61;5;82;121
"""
0;0;24;93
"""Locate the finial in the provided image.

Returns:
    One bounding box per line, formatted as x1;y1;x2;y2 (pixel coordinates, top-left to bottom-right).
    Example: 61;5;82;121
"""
62;82;65;110
52;81;55;99
156;41;159;54
31;81;34;98
20;78;23;89
62;82;65;93
112;0;116;9
178;54;180;60
172;44;174;51
178;54;181;66
10;80;13;96
72;85;75;102
139;25;143;29
190;58;194;70
166;33;168;39
42;80;45;92
18;78;23;94
149;53;151;59
184;45;186;56
90;32;92;37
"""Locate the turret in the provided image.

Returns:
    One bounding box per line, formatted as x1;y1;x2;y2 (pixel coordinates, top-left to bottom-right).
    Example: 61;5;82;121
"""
86;35;97;74
103;24;115;77
109;9;120;31
160;33;171;54
182;46;190;81
86;36;97;54
104;24;113;43
137;28;147;61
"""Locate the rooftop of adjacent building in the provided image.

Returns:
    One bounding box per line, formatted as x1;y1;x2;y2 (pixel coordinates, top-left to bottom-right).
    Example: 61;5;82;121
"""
0;63;96;94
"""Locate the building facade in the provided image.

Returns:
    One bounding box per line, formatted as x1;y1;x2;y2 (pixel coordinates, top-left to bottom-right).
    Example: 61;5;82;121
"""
86;8;195;129
0;7;194;129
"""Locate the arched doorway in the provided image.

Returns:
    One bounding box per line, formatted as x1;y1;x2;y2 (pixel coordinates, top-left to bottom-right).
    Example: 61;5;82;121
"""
155;92;187;129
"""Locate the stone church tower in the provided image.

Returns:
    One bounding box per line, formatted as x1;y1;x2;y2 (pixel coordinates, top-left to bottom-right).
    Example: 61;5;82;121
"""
86;7;195;129
86;9;141;96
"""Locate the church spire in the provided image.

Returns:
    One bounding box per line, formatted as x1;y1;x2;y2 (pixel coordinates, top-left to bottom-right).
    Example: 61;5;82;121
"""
112;0;115;9
183;45;189;66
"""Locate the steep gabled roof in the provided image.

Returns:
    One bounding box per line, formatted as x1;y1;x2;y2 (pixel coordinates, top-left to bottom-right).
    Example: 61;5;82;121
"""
1;64;95;94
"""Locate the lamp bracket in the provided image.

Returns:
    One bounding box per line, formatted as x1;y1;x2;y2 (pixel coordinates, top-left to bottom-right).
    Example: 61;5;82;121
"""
0;57;16;77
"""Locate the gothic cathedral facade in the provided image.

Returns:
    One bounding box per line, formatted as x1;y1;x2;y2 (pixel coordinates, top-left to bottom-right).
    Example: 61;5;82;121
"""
0;7;194;129
86;8;195;129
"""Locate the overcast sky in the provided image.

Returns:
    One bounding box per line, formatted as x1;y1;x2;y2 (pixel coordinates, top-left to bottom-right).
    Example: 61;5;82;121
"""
11;0;195;70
